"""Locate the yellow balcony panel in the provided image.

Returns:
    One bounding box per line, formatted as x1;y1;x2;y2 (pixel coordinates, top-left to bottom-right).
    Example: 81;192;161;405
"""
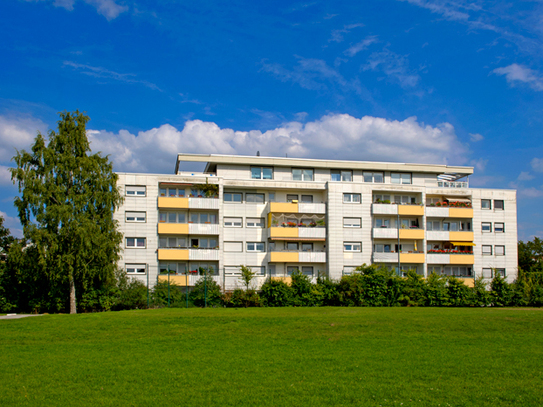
399;229;425;240
270;227;299;238
157;275;189;285
449;207;473;218
157;249;189;261
158;223;189;235
158;197;189;209
270;252;299;262
400;253;425;263
450;254;474;265
449;231;474;242
271;277;292;286
270;202;298;213
398;205;424;216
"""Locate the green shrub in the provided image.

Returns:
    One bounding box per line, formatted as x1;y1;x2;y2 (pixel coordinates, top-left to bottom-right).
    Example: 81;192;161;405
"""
260;279;294;307
115;277;148;310
446;276;471;306
400;270;426;306
152;281;189;308
314;276;340;306
190;276;222;307
424;273;449;306
290;270;315;306
224;289;261;308
471;277;491;307
491;275;512;306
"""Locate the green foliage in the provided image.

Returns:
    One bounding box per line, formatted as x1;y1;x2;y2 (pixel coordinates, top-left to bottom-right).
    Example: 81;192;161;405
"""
424;272;450;306
399;270;426;306
223;289;261;308
290;270;315;306
190;271;222;307
313;276;340;306
151;281;189;308
491;274;513;306
260;278;294;307
239;265;256;291
10;111;123;314
471;277;491;307
446;276;472;306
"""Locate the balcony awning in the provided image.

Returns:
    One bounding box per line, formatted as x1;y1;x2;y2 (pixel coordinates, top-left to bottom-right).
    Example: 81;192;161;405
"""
451;241;476;246
270;237;326;241
444;197;471;203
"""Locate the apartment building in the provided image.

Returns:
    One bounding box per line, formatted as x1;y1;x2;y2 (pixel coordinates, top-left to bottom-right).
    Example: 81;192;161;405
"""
115;153;518;290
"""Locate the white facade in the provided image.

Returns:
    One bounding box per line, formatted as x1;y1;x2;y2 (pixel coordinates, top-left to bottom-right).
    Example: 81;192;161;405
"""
115;153;518;290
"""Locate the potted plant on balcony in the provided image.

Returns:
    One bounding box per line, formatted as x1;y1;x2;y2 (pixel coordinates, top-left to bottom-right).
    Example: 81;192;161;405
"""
309;221;317;227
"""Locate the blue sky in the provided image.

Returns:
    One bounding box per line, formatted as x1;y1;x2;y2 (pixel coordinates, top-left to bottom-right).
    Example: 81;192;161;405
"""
0;0;542;240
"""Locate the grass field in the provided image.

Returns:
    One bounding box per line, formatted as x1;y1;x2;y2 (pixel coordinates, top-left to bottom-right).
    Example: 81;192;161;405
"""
1;308;542;406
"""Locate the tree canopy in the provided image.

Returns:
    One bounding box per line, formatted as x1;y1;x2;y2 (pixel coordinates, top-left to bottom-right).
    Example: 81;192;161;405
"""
10;111;123;313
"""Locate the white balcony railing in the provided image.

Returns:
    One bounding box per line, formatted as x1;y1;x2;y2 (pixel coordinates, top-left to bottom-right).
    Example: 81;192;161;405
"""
189;248;220;261
188;197;219;209
372;252;398;262
437;181;468;188
189;223;220;235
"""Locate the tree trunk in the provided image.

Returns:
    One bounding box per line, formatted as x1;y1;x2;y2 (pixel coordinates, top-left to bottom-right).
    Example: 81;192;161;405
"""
69;274;77;314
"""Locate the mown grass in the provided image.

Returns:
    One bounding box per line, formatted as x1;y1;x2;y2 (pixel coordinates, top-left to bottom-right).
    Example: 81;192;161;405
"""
1;307;542;406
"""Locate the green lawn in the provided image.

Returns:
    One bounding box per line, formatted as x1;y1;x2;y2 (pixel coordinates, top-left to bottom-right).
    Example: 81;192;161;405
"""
1;308;542;406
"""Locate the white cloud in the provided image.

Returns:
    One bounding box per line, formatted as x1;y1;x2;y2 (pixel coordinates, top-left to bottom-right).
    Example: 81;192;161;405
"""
470;158;487;172
27;0;127;20
531;157;543;172
519;187;543;198
493;64;543;91
88;114;469;174
363;49;420;88
0;165;14;187
0;210;22;239
469;133;484;142
518;171;535;181
329;23;364;43
344;36;379;57
0;115;47;162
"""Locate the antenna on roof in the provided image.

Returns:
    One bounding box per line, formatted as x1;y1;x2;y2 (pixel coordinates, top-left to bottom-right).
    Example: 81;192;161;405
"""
256;151;260;156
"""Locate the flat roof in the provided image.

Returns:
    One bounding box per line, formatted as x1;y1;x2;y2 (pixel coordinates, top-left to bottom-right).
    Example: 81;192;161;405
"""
175;153;474;178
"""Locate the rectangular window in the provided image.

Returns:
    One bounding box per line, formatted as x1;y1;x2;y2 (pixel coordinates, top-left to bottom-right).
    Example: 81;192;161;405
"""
343;266;357;275
494;200;504;210
126;211;146;222
246;193;265;203
301;266;314;276
482;222;492;233
224;242;243;252
494;268;506;277
481;199;491;209
251;167;273;180
495;222;505;233
160;187;167;197
482;268;493;278
224;266;241;276
292;168;314;181
224;217;242;227
391;173;412;184
247;217;265;227
287;242;299;251
126;237;146;248
495;245;505;256
344;242;362;252
224;192;243;203
269;192;275;202
331;170;352;181
126;264;146;274
343;193;361;203
287;266;299;275
301;195;313;203
126;185;146;196
301;243;313;252
482;245;492;255
268;265;276;276
343;217;361;228
246;242;265;252
363;172;384;183
287;194;298;202
375;218;390;228
374;244;392;253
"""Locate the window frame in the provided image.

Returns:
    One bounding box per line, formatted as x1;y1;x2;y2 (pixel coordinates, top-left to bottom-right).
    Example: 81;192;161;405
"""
331;170;353;182
126;211;146;223
482;245;492;255
343;217;361;228
246;242;265;252
494;200;504;210
126;264;147;274
391;172;412;185
126;237;146;248
224;217;242;227
251;166;273;180
363;172;384;183
246;217;265;228
126;185;146;196
343;193;361;203
494;222;505;233
245;193;265;204
482;222;492;233
224;192;243;203
495;245;505;256
292;168;314;181
344;242;362;252
481;199;491;210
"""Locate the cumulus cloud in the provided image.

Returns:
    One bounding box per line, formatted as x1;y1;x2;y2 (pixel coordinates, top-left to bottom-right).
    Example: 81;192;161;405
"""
493;64;543;91
469;133;484;142
531;157;543;172
28;0;128;20
87;114;469;174
519;187;543;198
0;115;47;162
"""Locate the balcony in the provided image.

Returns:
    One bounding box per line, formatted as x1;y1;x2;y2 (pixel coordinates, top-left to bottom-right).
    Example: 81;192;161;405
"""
158;196;219;210
189;223;220;235
157;274;221;286
400;252;425;263
426;206;473;218
373;252;398;262
372;227;424;240
426;231;473;241
269;226;326;240
437;181;468;188
158;248;219;261
372;203;424;216
158;223;219;235
270;251;326;263
372;252;425;263
158;223;189;235
427;252;474;265
268;202;326;214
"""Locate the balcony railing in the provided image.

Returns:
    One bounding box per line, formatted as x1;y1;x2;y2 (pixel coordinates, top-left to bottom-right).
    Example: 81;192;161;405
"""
437;181;468;188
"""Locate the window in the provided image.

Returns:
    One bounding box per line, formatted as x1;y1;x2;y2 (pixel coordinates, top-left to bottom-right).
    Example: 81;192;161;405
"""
391;173;412;184
268;265;276;276
481;199;491;209
301;243;313;252
251;167;273;180
495;245;505;256
159;237;186;248
224;217;242;227
224;266;241;276
224;242;243;252
159;262;185;274
344;242;362;252
482;268;493;278
126;211;146;222
287;242;299;251
373;194;391;203
427;221;440;231
246;193;265;203
292;168;314;181
374;244;392;253
287;194;298;202
343;266;357;275
375;218;390;228
494;200;504;210
301;266;314;276
250;266;266;276
343;217;361;228
343;193;361;203
247;217;265;227
126;237;146;248
224;192;242;203
495;223;505;233
164;187;185;197
269;192;276;202
331;170;352;181
494;268;506;277
301;195;313;203
126;185;146;196
126;264;146;274
482;245;492;255
246;242;265;252
287;266;299;275
363;172;384;183
482;222;492;232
